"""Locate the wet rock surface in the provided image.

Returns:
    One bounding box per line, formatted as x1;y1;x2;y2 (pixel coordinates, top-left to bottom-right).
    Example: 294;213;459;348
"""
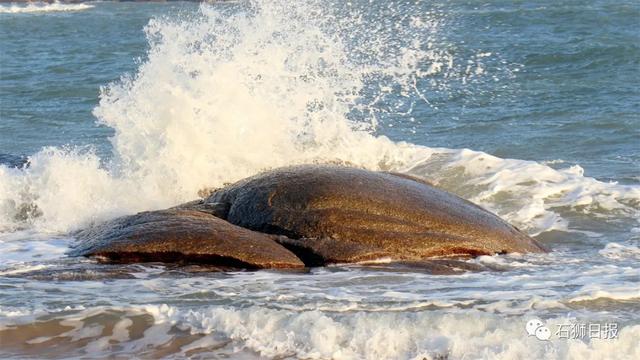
204;165;546;262
72;165;546;269
70;209;304;269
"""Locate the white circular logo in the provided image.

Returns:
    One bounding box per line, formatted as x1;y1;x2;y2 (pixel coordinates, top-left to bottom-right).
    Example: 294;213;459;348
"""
526;319;544;336
535;326;551;341
525;318;550;341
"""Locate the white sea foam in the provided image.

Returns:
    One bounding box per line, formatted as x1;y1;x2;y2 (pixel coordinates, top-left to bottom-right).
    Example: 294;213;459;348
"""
0;1;434;232
0;1;93;14
569;284;640;302
2;305;639;359
405;149;640;234
0;264;49;276
0;230;70;263
0;0;637;239
599;242;640;260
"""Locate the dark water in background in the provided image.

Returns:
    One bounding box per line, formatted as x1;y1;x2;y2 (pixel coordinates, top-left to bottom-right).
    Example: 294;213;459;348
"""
2;1;638;182
1;2;161;158
0;1;638;359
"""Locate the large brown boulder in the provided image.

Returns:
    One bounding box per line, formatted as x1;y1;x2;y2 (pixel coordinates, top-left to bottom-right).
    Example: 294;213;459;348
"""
70;209;304;269
72;165;546;269
202;165;546;265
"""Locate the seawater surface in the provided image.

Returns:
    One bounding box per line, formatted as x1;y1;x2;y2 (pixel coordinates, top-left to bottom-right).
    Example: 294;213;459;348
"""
0;1;638;359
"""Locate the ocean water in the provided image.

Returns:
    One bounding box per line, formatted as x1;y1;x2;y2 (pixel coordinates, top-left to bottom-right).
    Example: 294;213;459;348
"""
0;0;638;359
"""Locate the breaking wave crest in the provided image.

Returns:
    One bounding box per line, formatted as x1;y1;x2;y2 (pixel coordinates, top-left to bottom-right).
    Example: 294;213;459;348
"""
2;305;639;359
0;1;93;14
0;0;637;236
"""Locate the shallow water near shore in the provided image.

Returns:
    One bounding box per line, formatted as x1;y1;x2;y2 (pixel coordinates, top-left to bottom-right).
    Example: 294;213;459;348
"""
0;1;639;358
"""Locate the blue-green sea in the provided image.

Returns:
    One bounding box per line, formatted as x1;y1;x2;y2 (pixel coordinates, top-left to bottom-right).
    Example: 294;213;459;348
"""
0;1;638;359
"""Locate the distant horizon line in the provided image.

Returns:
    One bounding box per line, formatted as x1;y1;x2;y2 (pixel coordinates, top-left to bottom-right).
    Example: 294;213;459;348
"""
0;0;224;3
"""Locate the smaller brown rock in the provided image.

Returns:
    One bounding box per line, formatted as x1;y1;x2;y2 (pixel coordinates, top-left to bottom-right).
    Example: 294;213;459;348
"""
70;209;304;269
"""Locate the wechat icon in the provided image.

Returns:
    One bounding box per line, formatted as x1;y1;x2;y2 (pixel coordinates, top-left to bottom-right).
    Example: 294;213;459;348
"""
526;318;551;341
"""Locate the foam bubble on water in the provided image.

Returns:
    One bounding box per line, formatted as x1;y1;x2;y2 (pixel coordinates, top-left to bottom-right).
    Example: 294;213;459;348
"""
111;318;134;343
569;284;640;303
0;307;31;318
0;1;93;14
473;254;536;269
0;264;49;276
599;242;640;260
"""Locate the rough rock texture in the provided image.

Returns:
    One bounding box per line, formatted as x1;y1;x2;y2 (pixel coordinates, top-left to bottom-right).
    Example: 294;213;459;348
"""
201;165;546;264
70;209;304;269
273;236;393;266
72;165;546;269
